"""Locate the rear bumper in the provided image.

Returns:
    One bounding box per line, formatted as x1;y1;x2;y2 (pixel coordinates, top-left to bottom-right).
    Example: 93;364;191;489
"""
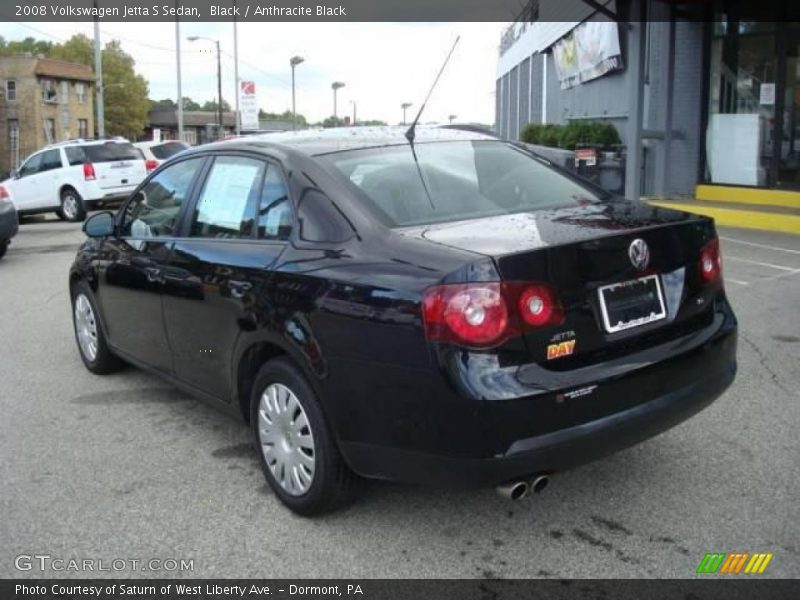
340;302;737;488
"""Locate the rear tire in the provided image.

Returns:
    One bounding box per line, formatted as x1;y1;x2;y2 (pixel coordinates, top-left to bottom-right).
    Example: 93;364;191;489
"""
71;281;123;374
58;188;86;222
0;241;7;260
251;357;354;516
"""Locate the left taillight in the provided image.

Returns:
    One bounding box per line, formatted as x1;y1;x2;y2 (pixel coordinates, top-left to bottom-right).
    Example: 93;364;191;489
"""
0;185;9;201
145;159;158;173
699;236;722;284
422;281;565;348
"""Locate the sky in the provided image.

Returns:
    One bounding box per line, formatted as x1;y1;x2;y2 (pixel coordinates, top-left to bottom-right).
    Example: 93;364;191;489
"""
0;21;507;125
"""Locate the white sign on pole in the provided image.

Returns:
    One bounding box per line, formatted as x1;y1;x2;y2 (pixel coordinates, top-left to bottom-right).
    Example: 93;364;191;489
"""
239;80;259;130
152;127;161;143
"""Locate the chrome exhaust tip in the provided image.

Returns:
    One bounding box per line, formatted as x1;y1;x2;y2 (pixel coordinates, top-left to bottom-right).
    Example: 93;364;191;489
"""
496;479;529;500
529;475;549;494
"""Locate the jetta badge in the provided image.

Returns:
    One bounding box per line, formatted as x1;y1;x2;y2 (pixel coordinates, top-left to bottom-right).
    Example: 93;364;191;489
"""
628;238;650;270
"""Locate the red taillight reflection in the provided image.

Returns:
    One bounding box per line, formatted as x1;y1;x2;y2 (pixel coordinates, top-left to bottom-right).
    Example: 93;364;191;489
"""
699;236;722;284
0;185;9;200
145;159;158;172
83;163;96;181
422;281;565;348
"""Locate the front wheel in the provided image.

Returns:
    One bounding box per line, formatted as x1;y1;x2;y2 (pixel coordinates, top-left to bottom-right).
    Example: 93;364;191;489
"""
251;358;355;516
58;188;86;222
71;282;123;374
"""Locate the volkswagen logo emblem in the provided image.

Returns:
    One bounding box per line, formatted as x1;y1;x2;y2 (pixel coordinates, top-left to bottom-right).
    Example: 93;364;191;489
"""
628;238;650;271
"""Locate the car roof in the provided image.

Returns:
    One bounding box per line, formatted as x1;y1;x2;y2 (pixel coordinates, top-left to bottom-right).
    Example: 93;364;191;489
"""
192;125;500;157
134;140;185;148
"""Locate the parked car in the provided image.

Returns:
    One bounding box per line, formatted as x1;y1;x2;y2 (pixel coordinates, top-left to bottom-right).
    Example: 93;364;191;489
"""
2;138;148;222
0;185;18;259
69;127;737;515
134;140;190;169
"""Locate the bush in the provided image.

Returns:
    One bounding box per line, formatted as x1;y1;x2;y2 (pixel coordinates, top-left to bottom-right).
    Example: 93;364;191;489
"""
519;120;621;150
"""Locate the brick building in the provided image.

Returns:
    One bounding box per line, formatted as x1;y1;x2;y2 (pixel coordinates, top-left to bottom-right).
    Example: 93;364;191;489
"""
0;56;94;176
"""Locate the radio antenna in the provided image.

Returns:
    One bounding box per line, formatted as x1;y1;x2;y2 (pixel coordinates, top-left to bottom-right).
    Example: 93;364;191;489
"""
405;35;460;145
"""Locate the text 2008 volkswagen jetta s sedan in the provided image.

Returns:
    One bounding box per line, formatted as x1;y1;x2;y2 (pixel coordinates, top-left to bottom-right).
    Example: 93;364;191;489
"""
69;127;737;515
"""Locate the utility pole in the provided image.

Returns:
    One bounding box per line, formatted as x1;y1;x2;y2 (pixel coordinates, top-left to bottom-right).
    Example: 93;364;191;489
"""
188;36;224;139
93;7;104;138
175;16;183;142
233;3;240;136
401;102;412;126
350;100;357;126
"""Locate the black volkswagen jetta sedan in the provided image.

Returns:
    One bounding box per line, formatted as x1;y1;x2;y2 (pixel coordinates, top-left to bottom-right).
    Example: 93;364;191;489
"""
69;127;737;515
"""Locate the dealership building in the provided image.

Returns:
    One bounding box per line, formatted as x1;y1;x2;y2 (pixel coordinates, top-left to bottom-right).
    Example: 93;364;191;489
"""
495;0;800;201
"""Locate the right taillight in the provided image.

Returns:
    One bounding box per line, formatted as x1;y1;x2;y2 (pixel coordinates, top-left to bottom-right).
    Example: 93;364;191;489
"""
422;281;564;348
0;185;9;201
699;236;722;284
83;162;96;181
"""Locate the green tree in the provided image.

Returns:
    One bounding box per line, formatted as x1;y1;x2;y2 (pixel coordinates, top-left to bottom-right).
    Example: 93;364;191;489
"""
150;98;177;110
99;41;149;139
48;33;93;64
0;36;54;57
258;109;307;126
200;99;231;112
181;97;201;111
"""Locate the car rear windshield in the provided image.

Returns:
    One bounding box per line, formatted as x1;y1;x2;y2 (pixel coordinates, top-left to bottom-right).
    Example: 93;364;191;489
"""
150;142;188;160
80;142;141;163
322;141;606;228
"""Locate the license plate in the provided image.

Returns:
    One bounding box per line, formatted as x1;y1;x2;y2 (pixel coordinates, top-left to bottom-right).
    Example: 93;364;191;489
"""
110;161;131;169
597;274;666;333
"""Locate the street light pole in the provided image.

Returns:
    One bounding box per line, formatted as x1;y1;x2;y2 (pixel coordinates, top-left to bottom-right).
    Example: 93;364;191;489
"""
290;56;304;131
233;9;240;136
93;16;104;138
331;81;345;122
448;114;457;124
215;39;223;139
401;102;412;126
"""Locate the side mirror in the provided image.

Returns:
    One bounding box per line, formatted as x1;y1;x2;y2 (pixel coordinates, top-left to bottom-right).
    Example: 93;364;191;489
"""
83;211;116;238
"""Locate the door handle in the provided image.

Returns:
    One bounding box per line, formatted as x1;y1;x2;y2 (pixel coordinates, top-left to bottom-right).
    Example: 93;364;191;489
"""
227;280;252;299
145;266;164;284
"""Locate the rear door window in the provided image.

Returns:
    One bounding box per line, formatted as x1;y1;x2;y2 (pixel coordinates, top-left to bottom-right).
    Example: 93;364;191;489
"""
150;142;188;160
39;149;63;172
190;156;266;239
82;142;141;163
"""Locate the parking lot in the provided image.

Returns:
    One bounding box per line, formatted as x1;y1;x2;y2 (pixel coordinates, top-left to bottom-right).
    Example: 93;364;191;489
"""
1;215;798;579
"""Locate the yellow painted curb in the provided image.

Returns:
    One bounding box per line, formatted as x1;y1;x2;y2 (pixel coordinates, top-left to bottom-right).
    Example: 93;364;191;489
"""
649;201;800;235
695;184;800;209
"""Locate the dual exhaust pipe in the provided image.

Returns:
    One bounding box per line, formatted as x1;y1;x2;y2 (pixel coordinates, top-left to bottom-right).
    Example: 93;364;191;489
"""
496;475;549;500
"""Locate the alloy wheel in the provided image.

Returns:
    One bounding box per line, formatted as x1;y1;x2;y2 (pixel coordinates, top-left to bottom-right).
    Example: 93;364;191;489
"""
63;194;78;220
257;383;316;496
74;293;98;361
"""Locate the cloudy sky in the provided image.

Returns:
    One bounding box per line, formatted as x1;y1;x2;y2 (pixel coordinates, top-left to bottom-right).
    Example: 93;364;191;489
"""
1;21;506;125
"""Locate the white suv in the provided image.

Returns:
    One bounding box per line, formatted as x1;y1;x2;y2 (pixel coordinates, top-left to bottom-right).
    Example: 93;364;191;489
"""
1;138;149;222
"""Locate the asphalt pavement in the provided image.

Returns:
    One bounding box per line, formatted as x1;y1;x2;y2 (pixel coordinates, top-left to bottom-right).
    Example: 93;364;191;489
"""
1;214;798;579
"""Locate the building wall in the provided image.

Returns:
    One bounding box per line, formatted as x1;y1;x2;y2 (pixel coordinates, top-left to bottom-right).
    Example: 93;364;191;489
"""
495;8;706;198
0;57;94;175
